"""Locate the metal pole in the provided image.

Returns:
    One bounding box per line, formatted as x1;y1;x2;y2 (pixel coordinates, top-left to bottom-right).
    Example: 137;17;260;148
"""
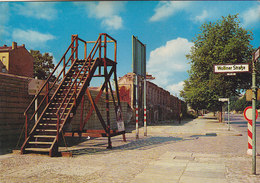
35;76;38;123
222;105;225;123
135;74;139;139
144;77;147;136
252;54;257;174
228;100;230;131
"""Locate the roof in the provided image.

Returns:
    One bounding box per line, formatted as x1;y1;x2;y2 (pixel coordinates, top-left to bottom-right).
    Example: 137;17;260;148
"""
0;45;25;51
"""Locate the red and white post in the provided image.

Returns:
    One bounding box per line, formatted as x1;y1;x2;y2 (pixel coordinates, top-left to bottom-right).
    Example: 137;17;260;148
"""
144;77;147;136
135;74;139;139
244;106;258;155
248;120;253;155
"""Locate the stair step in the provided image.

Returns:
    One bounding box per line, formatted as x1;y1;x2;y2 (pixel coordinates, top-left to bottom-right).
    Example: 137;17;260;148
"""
42;118;64;120
39;123;59;126
45;112;68;116
28;141;53;145
36;129;57;132
49;103;74;107
55;92;78;96
48;107;70;110
51;102;63;105
34;135;56;138
54;97;73;101
25;148;50;152
59;88;80;91
66;76;86;78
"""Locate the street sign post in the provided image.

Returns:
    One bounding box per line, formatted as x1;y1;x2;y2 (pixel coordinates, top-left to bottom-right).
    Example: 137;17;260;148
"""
218;98;230;130
214;47;259;174
251;47;260;174
132;35;147;138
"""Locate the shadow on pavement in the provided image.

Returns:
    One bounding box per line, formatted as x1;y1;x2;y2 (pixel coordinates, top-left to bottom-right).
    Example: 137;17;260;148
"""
71;136;183;156
190;133;217;139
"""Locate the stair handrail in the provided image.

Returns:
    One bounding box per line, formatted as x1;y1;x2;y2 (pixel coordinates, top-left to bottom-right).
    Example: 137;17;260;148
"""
23;35;88;140
26;46;78;122
55;35;102;117
24;37;77;116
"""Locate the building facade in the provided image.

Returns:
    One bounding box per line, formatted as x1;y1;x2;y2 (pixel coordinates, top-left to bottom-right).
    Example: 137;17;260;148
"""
118;73;184;124
0;42;34;77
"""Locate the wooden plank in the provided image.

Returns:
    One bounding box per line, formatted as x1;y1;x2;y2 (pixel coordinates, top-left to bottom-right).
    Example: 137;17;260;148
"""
25;148;50;152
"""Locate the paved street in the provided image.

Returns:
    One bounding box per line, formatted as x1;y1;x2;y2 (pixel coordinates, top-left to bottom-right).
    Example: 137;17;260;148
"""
1;114;260;182
224;113;260;149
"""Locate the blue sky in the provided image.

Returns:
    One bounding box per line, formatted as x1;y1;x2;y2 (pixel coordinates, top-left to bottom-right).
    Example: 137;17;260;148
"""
0;1;259;96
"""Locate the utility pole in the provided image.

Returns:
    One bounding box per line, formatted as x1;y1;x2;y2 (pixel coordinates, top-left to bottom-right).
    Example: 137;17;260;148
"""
251;47;259;175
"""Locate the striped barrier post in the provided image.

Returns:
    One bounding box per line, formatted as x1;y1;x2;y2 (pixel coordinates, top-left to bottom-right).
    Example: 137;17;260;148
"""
248;120;253;155
144;106;147;136
135;74;139;139
243;106;258;155
144;78;147;136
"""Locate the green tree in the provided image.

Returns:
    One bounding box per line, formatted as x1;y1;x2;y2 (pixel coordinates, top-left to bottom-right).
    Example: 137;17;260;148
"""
230;95;260;112
180;14;256;111
30;50;55;80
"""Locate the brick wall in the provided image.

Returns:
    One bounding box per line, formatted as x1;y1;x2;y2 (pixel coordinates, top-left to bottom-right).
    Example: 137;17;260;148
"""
0;73;32;149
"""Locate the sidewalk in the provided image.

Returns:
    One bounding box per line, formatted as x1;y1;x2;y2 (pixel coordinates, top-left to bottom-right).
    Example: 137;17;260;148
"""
130;114;260;183
132;152;227;183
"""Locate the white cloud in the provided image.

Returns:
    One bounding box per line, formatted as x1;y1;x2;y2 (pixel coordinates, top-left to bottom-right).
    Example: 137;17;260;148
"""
14;2;57;20
242;4;260;27
49;52;62;77
78;1;125;30
147;37;193;94
12;29;55;49
194;10;209;23
149;1;191;22
0;3;9;24
0;3;10;38
101;15;123;30
166;81;185;96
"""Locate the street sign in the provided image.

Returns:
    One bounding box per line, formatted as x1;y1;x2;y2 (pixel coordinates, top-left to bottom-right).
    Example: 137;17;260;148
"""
218;98;229;102
227;73;236;76
246;89;260;101
254;47;259;61
243;106;258;121
214;63;250;73
132;35;146;77
28;78;46;95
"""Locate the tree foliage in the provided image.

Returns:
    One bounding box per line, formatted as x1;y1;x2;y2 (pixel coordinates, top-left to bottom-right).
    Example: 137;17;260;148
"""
230;95;260;112
30;50;55;80
180;14;257;111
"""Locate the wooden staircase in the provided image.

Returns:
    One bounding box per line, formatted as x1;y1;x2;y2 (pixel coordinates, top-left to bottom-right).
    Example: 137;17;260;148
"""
21;34;125;156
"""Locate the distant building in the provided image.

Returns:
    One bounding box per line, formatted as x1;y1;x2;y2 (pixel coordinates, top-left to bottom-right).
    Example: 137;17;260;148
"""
118;72;183;123
0;42;34;77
